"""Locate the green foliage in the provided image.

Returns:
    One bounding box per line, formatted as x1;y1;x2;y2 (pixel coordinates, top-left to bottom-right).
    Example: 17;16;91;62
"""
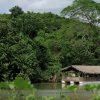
0;77;34;90
84;84;97;92
84;84;100;100
0;77;36;100
93;95;100;100
39;96;70;100
0;3;100;82
0;19;9;37
0;82;9;89
66;85;78;92
14;77;33;90
9;6;24;17
61;0;100;26
0;32;38;81
26;95;36;100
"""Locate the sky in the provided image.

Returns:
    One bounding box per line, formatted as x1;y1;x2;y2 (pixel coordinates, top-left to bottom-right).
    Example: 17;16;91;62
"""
0;0;100;14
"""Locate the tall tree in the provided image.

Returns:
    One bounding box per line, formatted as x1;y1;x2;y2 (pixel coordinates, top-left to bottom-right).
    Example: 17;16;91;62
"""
61;0;100;27
0;33;38;81
9;6;24;17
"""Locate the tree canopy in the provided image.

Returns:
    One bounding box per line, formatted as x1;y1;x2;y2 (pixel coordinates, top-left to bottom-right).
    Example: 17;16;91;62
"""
9;6;24;17
0;1;100;82
61;0;100;26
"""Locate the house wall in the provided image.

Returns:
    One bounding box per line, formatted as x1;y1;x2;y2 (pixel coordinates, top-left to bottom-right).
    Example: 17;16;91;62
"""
62;70;100;82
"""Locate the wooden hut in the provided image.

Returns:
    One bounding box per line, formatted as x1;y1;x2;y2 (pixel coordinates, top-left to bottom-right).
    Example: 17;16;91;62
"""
61;65;100;84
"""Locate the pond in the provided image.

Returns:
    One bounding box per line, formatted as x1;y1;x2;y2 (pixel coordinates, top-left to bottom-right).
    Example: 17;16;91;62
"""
34;83;100;100
0;82;100;100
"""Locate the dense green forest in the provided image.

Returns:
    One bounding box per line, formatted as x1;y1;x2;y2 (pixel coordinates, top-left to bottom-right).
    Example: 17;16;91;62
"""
0;0;100;82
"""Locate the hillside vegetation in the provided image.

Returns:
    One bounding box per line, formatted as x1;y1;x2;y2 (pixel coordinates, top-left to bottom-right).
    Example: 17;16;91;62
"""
0;0;100;82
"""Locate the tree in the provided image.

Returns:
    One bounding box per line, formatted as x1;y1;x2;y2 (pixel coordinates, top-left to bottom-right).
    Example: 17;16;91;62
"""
0;33;38;81
9;6;24;17
0;19;9;37
36;44;49;70
61;0;100;27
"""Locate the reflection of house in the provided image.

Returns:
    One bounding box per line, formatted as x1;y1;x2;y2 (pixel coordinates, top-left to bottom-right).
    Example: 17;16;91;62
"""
61;65;100;84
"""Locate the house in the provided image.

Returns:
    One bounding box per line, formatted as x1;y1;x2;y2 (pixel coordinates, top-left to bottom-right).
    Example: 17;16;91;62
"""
61;65;100;84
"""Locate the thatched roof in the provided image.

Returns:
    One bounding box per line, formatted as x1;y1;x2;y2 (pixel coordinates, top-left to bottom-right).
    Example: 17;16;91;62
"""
61;65;100;74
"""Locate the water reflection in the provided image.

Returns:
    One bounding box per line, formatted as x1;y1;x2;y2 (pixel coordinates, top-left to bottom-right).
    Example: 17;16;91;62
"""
34;83;100;100
34;83;62;90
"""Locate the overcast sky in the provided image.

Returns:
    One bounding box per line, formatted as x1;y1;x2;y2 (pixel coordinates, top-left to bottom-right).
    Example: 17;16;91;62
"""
0;0;100;14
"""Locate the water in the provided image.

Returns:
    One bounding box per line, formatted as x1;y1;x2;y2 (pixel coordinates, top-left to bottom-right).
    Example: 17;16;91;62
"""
34;83;100;100
0;83;99;100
